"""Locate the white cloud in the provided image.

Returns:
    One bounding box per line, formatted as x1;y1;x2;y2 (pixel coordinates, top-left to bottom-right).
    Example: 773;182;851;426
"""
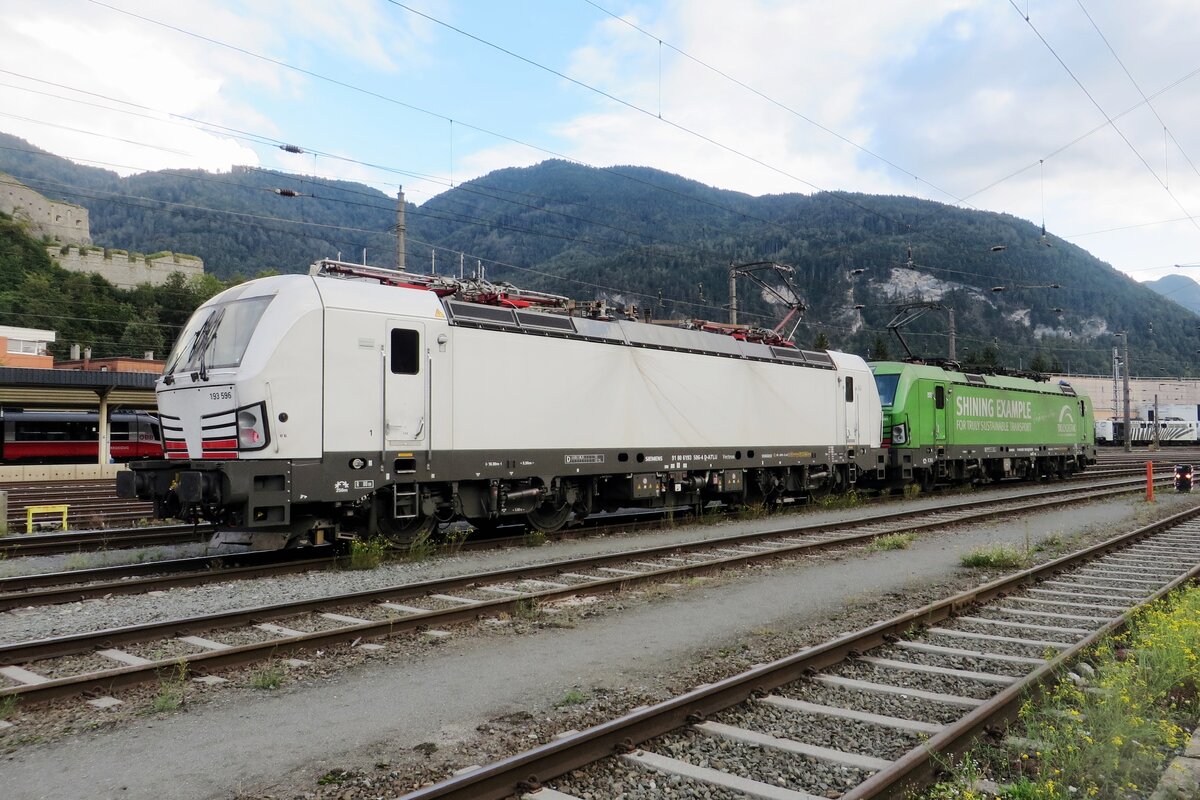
0;0;433;177
545;1;1200;277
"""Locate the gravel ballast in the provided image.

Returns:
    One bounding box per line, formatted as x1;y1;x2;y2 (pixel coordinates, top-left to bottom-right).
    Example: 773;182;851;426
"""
0;491;1194;800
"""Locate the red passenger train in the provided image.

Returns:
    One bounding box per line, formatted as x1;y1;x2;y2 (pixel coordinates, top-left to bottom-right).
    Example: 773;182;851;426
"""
0;409;163;464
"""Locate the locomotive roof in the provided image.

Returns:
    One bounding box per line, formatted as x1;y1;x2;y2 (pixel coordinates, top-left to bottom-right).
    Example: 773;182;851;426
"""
298;271;859;372
869;360;1081;396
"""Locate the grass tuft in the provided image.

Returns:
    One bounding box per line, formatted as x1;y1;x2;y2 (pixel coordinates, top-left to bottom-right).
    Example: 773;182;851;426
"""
250;663;285;690
867;532;917;552
349;537;388;570
959;544;1029;570
0;694;19;720
406;530;437;561
150;661;188;713
522;529;547;548
555;688;589;707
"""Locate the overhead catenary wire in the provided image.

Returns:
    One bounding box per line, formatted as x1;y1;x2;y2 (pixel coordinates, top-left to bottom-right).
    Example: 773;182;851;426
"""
580;0;972;208
1075;0;1200;185
1007;0;1200;233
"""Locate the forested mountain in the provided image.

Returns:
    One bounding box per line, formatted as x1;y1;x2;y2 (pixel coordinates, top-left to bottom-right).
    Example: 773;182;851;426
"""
1145;274;1200;316
1;131;1195;376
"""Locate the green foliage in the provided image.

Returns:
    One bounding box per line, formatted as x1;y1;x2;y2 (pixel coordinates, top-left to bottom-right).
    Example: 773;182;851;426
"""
960;544;1029;569
317;769;351;786
925;589;1200;800
554;688;589;707
151;661;188;713
250;663;284;690
0;694;18;720
406;530;437;561
0;213;242;360
348;537;388;570
522;529;547;547
867;532;916;551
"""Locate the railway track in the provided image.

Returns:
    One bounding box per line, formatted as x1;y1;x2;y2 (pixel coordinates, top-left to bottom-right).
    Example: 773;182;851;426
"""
0;523;207;559
0;472;1173;611
2;479;155;532
0;465;1165;561
397;507;1200;800
0;454;1173;535
0;473;1178;706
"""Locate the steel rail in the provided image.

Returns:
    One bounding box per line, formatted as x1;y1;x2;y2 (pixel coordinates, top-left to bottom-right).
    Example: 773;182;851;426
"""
0;474;1155;608
0;476;1174;700
393;505;1200;800
0;548;337;611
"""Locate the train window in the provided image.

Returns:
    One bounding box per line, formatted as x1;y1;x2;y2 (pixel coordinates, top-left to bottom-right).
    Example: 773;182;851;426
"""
935;385;945;409
844;376;854;402
110;421;131;441
390;329;420;375
873;373;900;406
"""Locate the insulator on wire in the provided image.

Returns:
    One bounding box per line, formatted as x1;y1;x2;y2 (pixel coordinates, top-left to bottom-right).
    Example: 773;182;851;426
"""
272;188;300;197
280;144;304;154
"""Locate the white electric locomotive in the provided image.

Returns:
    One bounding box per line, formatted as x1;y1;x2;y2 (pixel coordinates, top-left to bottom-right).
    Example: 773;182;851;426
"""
119;260;885;545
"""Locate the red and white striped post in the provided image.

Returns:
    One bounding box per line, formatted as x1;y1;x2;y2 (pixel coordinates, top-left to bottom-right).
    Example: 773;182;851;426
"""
1146;461;1155;502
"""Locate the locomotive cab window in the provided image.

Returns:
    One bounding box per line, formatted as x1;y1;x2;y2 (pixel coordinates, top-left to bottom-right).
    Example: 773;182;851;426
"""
935;385;945;409
844;376;854;402
390;329;420;375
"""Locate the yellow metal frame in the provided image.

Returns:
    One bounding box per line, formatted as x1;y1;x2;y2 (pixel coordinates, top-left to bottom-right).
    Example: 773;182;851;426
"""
26;504;69;533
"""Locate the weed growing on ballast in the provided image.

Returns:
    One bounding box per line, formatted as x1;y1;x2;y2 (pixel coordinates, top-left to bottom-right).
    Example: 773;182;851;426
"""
406;530;437;561
0;694;19;720
522;529;546;548
817;489;864;509
349;537;388;570
442;527;470;554
959;544;1029;570
555;688;589;707
250;663;285;690
1032;532;1066;554
513;597;541;620
150;661;188;713
903;483;922;500
867;533;917;552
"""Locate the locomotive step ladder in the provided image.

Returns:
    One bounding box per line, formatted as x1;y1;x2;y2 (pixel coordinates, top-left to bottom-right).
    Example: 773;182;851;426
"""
391;460;420;522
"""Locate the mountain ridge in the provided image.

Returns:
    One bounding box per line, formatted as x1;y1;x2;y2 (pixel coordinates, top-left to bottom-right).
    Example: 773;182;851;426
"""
0;132;1193;375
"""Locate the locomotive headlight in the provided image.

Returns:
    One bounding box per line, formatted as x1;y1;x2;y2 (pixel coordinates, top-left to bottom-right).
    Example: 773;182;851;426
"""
236;402;270;451
891;423;908;445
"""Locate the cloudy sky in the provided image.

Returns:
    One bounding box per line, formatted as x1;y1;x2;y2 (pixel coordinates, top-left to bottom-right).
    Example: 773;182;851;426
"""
2;0;1199;281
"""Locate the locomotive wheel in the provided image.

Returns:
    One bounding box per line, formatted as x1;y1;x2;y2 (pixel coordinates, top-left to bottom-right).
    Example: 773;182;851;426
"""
374;494;437;547
525;501;571;533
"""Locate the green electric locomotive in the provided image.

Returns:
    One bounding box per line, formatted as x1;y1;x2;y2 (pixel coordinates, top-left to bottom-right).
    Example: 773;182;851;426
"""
870;361;1095;489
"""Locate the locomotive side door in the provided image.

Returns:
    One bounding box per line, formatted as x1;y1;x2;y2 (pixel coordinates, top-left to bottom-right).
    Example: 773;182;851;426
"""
383;321;428;447
932;383;947;442
843;375;859;445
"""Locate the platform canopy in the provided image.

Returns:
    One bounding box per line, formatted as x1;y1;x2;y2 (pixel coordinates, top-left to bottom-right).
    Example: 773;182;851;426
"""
0;367;156;408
